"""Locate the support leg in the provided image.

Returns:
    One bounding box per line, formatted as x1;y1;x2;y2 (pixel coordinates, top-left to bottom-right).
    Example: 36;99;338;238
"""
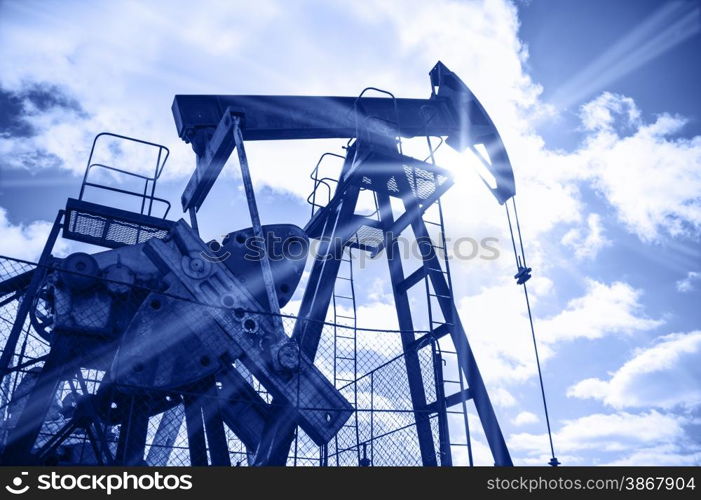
376;191;437;466
115;396;149;465
1;335;72;464
201;376;231;466
183;392;208;466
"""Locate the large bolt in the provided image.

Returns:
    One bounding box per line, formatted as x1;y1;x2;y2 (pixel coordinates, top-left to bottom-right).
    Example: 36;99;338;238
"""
189;257;204;273
275;341;300;372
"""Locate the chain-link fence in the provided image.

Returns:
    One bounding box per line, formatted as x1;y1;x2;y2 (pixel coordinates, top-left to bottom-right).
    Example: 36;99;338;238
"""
0;254;449;467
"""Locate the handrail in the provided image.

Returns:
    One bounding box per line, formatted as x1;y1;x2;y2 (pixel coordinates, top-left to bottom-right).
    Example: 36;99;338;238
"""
307;152;345;218
86;132;170;178
349;87;403;154
81;182;172;218
85;163;155;182
78;132;170;218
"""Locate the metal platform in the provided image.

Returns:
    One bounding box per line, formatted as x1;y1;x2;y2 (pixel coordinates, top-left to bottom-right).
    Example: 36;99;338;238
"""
62;132;174;249
63;198;174;249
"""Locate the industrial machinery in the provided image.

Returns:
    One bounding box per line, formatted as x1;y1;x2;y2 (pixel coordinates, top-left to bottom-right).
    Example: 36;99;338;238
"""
0;62;556;466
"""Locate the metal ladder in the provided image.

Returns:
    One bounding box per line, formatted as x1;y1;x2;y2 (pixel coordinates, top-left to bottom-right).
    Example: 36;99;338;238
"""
422;199;474;466
305;150;363;465
331;242;361;465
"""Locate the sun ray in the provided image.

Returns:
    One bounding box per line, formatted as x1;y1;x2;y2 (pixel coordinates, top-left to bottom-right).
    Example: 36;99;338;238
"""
548;1;700;111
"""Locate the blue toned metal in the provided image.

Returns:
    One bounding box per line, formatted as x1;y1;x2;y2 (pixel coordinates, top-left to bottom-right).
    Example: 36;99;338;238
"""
285;76;513;465
169;62;513;466
375;188;439;466
424;133;475;465
218;224;308;310
174;61;515;211
63;198;174;249
231;116;284;325
431;339;452;466
0;62;519;467
330;241;360;466
428;62;516;204
251;151;364;465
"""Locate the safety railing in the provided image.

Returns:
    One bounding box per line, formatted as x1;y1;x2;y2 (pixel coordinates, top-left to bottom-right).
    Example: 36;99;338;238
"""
306;152;344;219
78;132;171;218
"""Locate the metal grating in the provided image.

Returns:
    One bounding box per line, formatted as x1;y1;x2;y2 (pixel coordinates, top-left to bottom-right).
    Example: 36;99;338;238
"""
64;199;172;249
352;225;384;250
403;165;448;200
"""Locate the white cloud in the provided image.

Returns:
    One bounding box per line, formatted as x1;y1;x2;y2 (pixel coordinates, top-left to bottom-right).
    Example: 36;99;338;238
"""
354;301;400;331
561;213;610;260
567;331;701;410
492;387;517;408
604;444;701;466
458;279;547;384
676;271;701;292
0;207;71;261
0;0;568;226
538;279;662;343
509;410;691;463
580;92;641;133
2;0;699;249
512;411;539;426
458;277;661;387
573;96;701;242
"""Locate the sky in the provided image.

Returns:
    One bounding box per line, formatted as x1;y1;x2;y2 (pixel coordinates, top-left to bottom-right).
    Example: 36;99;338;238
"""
0;0;700;466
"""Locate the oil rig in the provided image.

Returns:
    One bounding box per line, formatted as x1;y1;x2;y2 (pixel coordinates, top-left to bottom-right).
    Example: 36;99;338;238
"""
0;62;550;466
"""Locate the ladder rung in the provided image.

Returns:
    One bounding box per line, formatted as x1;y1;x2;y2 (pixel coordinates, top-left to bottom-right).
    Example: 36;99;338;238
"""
439;349;457;355
335;314;356;320
335;334;355;340
336;356;355;361
424;220;441;226
336;276;352;281
334;294;354;300
450;443;469;447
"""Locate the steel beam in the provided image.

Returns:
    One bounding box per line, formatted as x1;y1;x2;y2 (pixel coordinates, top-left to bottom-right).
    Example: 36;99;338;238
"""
115;396;149;465
173;62;516;211
376;190;438;466
201;376;232;466
172;95;459;143
183;393;208;466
